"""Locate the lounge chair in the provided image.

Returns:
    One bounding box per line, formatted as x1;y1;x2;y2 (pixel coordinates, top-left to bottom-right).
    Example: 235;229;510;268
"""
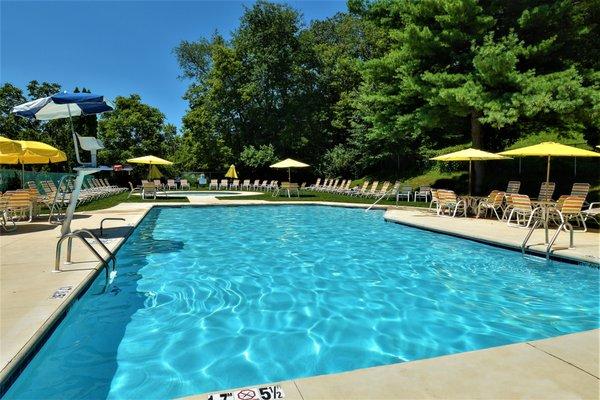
317;178;332;192
506;181;521;194
4;191;34;222
208;179;218;190
325;179;339;193
437;190;466;217
396;185;413;203
335;180;352;194
267;180;278;192
582;202;600;225
218;179;229;190
476;191;505;220
429;189;440;211
0;194;16;231
532;182;555;202
387;182;401;200
350;181;369;196
506;194;541;228
230;179;240;190
153;180;163;190
331;179;345;193
166;179;177;190
273;182;299;198
258;180;269;191
309;178;321;190
362;181;379;197
251;179;261;190
570;183;590;205
128;182;142;199
102;179;126;193
370;181;390;198
550;196;587;232
241;179;251;190
142;182;157;200
414;186;431;202
180;179;190;190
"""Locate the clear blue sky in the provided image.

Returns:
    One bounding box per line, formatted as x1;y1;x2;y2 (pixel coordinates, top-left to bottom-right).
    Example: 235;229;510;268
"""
1;0;347;129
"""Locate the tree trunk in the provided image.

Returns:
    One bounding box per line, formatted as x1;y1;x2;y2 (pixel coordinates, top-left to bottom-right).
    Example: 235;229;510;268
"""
470;110;484;195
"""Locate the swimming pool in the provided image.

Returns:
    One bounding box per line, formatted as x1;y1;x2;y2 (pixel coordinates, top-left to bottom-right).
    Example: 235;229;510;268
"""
3;206;598;399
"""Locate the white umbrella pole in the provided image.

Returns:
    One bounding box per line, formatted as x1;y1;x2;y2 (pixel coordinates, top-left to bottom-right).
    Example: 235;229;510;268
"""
67;104;84;166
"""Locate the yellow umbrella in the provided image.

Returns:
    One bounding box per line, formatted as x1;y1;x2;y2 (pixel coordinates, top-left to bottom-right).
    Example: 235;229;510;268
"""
148;164;163;180
498;141;600;183
126;155;173;165
0;138;67;186
431;148;511;195
0;136;22;163
127;155;173;180
225;164;238;179
270;158;310;182
499;141;600;242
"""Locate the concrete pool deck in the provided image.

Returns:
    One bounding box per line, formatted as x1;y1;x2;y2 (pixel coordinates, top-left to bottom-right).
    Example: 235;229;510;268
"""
186;328;599;400
1;198;598;397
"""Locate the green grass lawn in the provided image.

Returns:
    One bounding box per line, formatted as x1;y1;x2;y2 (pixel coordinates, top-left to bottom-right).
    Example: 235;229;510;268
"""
72;192;189;212
218;190;429;207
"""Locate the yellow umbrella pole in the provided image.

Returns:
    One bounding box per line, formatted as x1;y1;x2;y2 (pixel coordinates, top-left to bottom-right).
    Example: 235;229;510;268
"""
469;160;472;196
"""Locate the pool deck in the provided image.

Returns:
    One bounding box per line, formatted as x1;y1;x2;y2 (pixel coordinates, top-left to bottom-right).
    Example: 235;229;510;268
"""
384;208;599;264
185;328;599;400
1;198;598;397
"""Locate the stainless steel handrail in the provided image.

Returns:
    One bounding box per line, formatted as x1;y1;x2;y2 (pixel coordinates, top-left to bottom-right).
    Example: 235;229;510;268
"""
366;189;395;212
521;219;542;254
545;222;574;260
55;232;109;280
99;217;126;237
69;229;116;269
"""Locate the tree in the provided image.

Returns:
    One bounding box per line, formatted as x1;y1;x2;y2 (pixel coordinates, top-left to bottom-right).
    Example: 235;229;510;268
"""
352;0;597;192
98;94;176;165
175;2;382;174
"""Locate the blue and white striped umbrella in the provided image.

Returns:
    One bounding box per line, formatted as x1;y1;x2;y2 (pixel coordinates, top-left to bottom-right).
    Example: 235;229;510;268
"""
11;92;113;120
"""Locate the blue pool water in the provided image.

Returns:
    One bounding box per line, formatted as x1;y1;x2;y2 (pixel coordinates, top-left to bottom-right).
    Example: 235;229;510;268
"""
4;206;599;399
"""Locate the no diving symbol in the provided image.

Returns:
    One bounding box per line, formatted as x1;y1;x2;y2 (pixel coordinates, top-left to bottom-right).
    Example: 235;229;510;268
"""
237;389;256;400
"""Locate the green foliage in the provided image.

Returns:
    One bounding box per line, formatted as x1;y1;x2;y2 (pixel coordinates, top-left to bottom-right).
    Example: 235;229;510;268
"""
318;144;360;177
350;0;598;189
2;0;598;196
239;144;277;169
174;1;381;173
97;94;180;171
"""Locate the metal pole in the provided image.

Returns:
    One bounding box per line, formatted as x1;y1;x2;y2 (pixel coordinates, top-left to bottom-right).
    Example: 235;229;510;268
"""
469;159;472;196
288;168;291;182
67;104;84;166
544;155;550;243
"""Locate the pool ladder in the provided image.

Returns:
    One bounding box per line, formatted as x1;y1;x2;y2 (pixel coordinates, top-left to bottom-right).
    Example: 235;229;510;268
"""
521;220;574;260
55;229;116;279
366;188;395;211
